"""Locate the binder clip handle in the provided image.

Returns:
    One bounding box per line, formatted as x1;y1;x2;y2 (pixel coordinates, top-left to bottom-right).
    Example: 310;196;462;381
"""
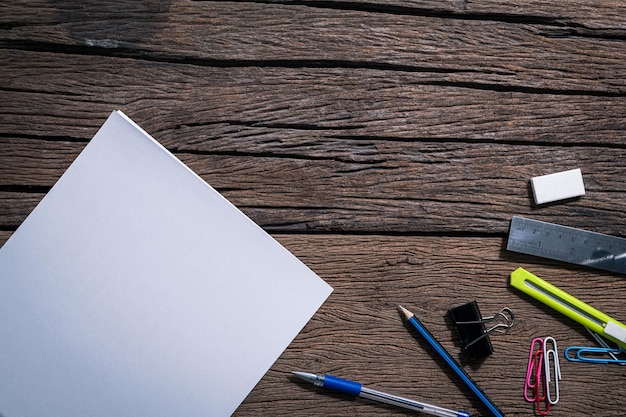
448;301;515;361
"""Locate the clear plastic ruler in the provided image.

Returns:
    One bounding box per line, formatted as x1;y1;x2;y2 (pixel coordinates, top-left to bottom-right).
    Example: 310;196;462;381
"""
507;216;626;275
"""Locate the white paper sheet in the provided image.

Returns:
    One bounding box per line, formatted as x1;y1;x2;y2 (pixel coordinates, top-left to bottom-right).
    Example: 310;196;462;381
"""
0;111;332;417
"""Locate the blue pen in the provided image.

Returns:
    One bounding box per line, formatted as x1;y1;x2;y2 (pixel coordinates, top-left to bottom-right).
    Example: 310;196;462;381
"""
399;305;505;417
293;371;470;417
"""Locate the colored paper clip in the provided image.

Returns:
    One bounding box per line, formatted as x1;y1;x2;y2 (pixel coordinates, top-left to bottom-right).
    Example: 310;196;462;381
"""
534;350;550;416
524;338;544;403
585;327;626;366
542;337;561;405
564;346;626;364
448;301;515;360
524;337;560;415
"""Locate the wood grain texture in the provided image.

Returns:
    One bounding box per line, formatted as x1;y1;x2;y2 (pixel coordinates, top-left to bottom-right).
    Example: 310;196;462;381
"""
1;1;626;416
2;136;626;235
1;2;626;93
249;234;626;417
3;232;622;415
2;49;626;144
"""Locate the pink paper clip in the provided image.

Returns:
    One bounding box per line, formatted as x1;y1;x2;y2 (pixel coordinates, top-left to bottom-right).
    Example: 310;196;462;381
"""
534;350;550;415
524;337;544;402
524;337;559;415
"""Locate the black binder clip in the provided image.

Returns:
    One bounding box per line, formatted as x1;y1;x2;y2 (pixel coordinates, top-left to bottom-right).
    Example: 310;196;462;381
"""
447;301;515;361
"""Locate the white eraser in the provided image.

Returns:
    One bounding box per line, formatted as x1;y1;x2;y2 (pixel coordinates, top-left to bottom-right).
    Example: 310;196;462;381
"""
530;168;585;205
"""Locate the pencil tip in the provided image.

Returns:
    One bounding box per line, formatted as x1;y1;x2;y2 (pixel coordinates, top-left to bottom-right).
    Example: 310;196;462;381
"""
397;304;412;319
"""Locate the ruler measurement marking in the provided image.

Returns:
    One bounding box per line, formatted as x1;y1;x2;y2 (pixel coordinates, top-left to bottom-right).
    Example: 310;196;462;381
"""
507;217;626;275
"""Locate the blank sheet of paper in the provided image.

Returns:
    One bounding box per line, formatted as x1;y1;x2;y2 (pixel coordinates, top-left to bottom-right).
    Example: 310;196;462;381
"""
0;111;333;417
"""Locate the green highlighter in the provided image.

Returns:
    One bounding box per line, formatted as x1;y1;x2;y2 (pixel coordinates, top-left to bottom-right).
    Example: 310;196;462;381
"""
510;267;626;350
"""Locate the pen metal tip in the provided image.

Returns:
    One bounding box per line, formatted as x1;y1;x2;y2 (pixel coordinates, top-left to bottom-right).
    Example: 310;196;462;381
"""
292;371;316;383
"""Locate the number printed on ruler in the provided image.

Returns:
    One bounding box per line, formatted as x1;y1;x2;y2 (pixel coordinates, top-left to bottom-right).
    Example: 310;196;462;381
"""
507;216;626;275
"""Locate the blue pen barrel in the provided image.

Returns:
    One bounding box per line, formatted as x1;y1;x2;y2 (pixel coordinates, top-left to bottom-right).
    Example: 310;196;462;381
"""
294;371;470;417
323;374;362;396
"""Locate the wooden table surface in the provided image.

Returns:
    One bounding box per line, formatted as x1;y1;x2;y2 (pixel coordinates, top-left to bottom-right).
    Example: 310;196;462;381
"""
2;1;625;416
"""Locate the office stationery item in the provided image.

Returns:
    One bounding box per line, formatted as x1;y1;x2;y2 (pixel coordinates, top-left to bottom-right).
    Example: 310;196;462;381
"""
524;338;545;403
0;111;333;417
398;305;505;417
510;268;626;350
507;216;626;275
585;327;626;366
448;302;515;360
529;168;585;205
564;346;626;364
524;337;558;416
293;371;470;417
542;337;560;406
533;350;550;416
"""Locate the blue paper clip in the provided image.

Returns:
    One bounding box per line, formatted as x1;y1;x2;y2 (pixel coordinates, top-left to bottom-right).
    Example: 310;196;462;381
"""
565;346;626;364
585;327;626;366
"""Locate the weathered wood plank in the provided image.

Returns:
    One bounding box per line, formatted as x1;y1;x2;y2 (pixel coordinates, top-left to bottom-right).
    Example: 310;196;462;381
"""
2;51;626;145
1;2;625;93
0;192;44;229
288;0;626;32
2;136;626;234
0;231;11;244
2;1;625;416
0;231;624;415
242;234;626;417
2;0;625;35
